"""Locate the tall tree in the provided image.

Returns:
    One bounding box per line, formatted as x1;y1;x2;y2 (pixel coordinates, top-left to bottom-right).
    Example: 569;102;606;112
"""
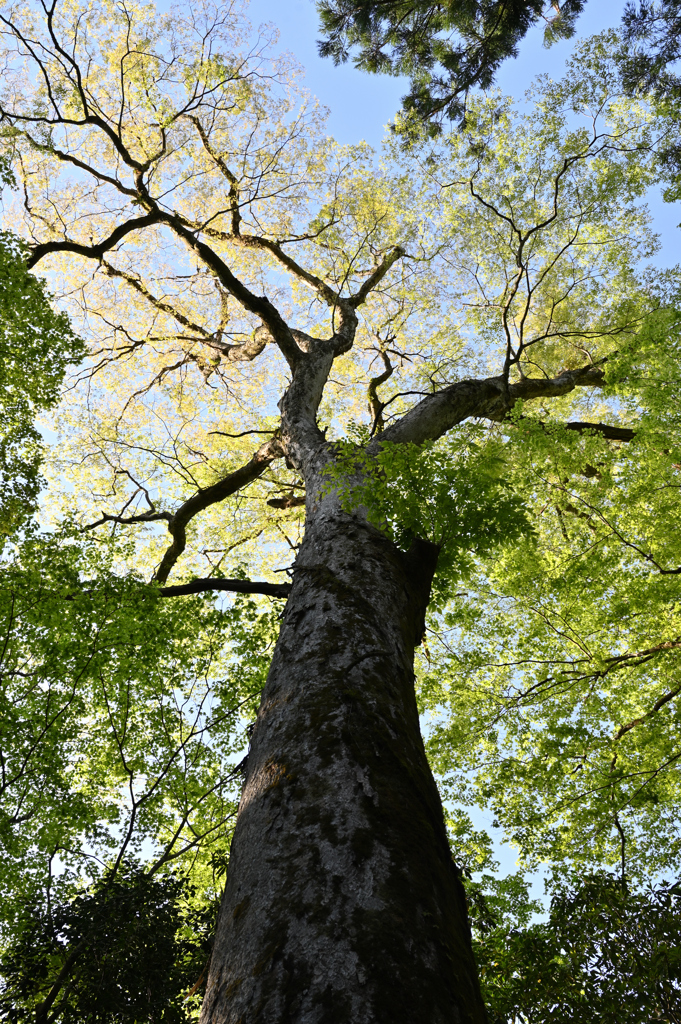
0;2;674;1021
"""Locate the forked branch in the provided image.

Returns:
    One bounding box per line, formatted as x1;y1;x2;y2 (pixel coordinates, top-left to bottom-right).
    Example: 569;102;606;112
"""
26;212;161;268
84;439;284;581
100;261;270;362
154;437;283;584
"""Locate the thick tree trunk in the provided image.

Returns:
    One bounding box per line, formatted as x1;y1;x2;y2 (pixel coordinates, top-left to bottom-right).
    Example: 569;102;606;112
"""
200;503;487;1024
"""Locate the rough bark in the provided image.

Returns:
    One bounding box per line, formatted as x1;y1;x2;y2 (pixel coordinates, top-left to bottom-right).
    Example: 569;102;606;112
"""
200;501;486;1024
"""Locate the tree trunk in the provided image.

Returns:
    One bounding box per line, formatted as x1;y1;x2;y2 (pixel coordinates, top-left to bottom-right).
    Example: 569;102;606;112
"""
200;502;487;1024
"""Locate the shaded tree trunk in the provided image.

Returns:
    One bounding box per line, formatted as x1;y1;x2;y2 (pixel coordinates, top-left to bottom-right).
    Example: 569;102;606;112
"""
200;501;487;1024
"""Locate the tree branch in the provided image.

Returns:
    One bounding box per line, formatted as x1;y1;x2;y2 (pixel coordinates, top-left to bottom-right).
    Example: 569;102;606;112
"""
512;418;637;442
84;510;171;531
613;678;681;743
563;421;636;442
159;578;290;598
154;437;283;584
267;493;306;509
171;211;404;355
100;261;270;362
26;212;161;268
368;349;394;433
379;363;607;446
160;216;304;370
349;246;405;309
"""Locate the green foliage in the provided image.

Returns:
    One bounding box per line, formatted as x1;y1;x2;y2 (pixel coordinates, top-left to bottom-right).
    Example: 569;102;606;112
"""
622;0;681;102
607;288;681;427
317;0;681;144
0;528;278;940
0;862;217;1023
325;430;530;602
419;298;681;880
0;228;84;536
316;0;586;133
474;873;681;1023
0;6;679;1012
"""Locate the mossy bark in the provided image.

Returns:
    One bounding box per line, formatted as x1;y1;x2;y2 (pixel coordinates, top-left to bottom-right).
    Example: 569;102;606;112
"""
200;505;487;1024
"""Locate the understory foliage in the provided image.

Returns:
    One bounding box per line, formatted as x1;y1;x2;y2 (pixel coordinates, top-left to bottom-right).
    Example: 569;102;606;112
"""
0;0;678;1018
0;529;276;1017
0;863;218;1023
473;873;681;1023
0;527;275;914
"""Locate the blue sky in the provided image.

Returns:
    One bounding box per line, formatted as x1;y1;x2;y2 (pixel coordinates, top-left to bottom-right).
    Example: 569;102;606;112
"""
246;0;680;267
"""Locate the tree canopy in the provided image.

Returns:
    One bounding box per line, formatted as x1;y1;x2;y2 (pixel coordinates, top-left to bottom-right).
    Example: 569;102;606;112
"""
317;0;587;129
317;0;681;138
0;0;679;1018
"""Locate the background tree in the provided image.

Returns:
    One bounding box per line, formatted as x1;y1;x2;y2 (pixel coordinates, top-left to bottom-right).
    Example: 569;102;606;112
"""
0;2;677;1021
622;0;681;99
621;1;681;202
316;0;681;135
0;863;218;1024
317;0;587;130
472;873;681;1023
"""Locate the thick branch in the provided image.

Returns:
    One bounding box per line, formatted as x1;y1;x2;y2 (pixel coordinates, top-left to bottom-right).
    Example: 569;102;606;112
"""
26;212;161;268
161;217;303;369
171;211;405;355
154;438;282;584
159;578;290;599
267;494;306;509
379;363;606;446
563;421;636;442
512;418;637;443
26;205;303;369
